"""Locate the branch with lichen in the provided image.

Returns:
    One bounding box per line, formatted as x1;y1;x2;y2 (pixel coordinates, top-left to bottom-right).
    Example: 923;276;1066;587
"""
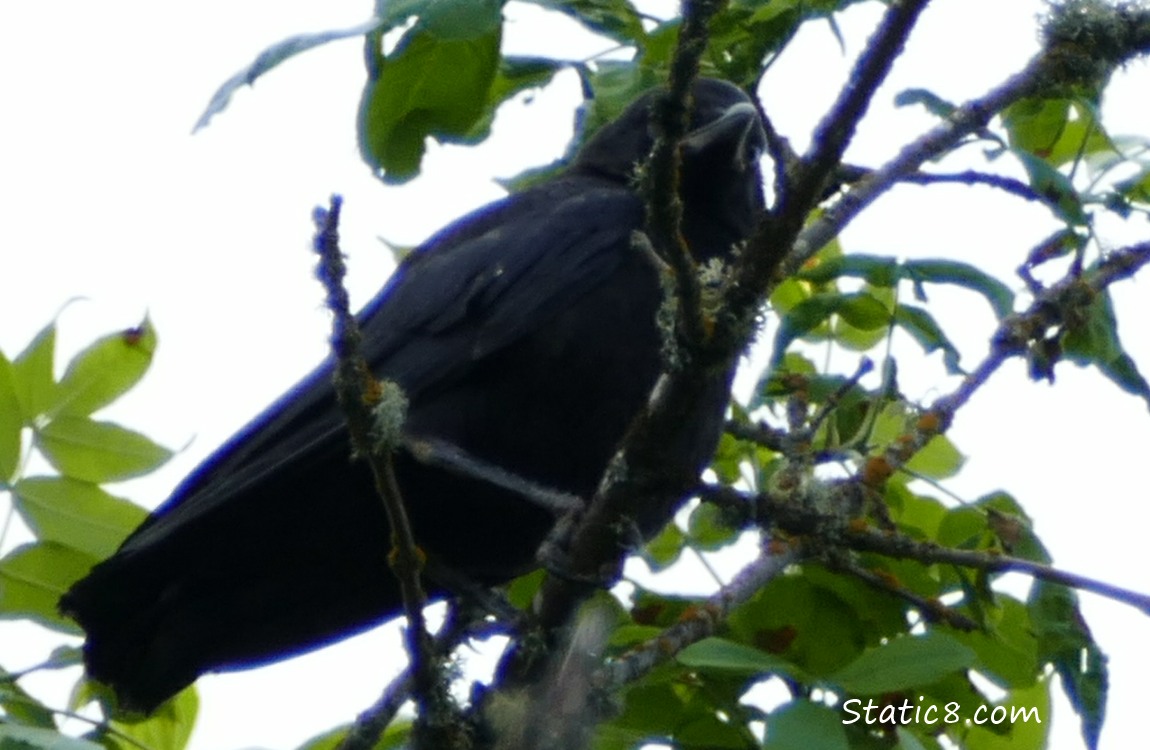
697;482;1150;618
641;0;729;350
338;605;513;750
694;240;1150;623
840;239;1150;513
520;0;742;661
312;197;458;749
782;0;1150;278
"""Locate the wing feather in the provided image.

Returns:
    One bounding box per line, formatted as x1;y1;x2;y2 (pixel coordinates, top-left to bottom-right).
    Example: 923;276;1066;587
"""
122;178;642;549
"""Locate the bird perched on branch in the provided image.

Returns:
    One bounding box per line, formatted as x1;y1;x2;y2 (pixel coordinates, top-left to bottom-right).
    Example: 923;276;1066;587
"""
60;77;767;713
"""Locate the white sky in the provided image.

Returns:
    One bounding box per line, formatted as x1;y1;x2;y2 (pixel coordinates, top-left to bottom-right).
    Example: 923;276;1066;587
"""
1;1;1148;748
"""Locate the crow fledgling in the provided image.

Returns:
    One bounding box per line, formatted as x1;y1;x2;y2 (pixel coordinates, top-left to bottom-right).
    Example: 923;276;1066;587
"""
59;77;767;713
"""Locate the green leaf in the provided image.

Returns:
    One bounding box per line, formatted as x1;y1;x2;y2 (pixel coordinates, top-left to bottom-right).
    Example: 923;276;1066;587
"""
902;259;1015;319
193;18;383;132
834;285;893;352
105;686;199;750
13;477;147;559
1045;102;1115;167
904;433;963;480
0;724;103;749
358;0;502;182
504;568;545;610
894;727;932;750
54;317;157;417
1029;582;1107;749
685;501;738;550
607;623;662;649
886;482;948;539
954;597;1040;689
771;292;887;369
831;631;975;694
727;575;867;676
35;416;172;483
764;700;850;750
979;493;1051;564
519;0;647;45
893;305;964;375
1003;97;1071;158
710;430;749;485
937;505;991;551
836;292;890;331
0;542;96;633
12;322;58;421
1063;287;1150;409
463;56;564;142
953;681;1050;750
0;349;23;482
1114;160;1150;203
642;521;685;570
678;637;804;679
0;672;57;729
573;61;662;138
1013;149;1087;225
796;253;901;288
895;87;958;118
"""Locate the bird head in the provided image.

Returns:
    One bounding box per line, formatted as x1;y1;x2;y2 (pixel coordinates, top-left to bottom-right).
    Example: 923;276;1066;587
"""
574;77;767;260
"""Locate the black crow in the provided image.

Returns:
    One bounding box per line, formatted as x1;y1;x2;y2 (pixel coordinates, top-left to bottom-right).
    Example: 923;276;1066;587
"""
59;77;766;713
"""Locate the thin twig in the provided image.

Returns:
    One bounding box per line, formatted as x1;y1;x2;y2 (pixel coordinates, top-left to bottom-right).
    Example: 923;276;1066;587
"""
806;357;875;437
405;436;582;516
898;169;1043;204
313;198;448;749
828;552;979;631
642;0;729;349
785;0;1150;277
726;0;932;318
713;486;1150;617
338;606;495;750
724;419;786;452
931;239;1150;423
784;59;1048;276
516;0;742;676
596;541;802;689
840;524;1150;616
788;0;933;217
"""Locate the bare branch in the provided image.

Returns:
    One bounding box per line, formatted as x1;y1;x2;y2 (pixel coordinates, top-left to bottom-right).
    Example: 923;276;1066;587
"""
786;0;934;219
898;169;1044;203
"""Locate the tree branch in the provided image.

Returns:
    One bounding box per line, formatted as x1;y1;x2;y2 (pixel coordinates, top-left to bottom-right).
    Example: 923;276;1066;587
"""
704;486;1150;617
642;0;729;350
786;0;933;220
725;0;932;321
838;522;1150;616
515;0;742;674
784;0;1150;278
596;541;801;689
312;197;454;749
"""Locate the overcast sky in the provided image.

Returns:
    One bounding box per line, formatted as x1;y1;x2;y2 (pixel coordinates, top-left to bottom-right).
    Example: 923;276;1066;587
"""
2;1;1149;748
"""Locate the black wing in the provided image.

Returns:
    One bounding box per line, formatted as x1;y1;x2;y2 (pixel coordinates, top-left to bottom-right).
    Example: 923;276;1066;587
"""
119;176;644;552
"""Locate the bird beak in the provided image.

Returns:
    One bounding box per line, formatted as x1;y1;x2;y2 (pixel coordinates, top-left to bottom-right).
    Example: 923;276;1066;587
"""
681;101;767;172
